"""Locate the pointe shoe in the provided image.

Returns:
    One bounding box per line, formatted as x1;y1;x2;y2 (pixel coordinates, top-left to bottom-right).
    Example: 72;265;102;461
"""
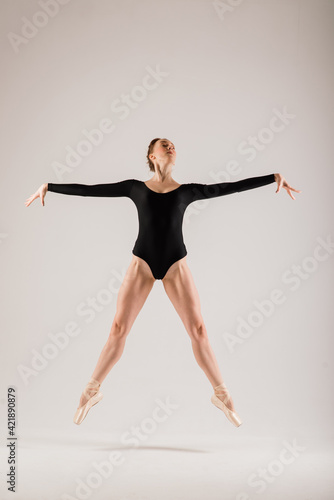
211;382;243;427
73;377;103;425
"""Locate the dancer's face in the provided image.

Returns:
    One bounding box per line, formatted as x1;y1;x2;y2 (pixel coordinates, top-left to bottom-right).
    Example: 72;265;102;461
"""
150;139;176;165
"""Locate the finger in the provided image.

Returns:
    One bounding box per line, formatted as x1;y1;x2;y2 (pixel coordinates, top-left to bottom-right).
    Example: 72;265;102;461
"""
287;189;295;200
284;183;301;193
285;185;301;196
25;193;37;206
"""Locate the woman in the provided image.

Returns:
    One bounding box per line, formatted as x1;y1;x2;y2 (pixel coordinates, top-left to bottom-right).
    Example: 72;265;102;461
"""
25;137;301;427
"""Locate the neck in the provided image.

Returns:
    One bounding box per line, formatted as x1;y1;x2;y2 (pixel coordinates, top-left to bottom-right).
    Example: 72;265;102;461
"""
151;163;173;183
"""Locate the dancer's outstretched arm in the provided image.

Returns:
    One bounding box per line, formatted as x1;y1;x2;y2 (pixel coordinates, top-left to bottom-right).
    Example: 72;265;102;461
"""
184;173;301;204
25;179;134;207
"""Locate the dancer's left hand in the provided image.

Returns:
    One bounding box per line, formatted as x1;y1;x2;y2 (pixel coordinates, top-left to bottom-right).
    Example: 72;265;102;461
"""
274;173;301;200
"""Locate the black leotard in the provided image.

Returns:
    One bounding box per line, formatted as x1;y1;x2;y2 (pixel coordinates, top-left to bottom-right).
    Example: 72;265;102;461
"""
47;174;275;280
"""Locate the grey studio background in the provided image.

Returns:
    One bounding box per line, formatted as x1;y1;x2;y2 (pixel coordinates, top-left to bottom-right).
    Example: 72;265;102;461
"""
1;1;333;499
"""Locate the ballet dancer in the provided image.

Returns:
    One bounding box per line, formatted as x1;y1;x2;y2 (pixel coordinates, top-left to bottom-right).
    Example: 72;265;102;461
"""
25;138;301;427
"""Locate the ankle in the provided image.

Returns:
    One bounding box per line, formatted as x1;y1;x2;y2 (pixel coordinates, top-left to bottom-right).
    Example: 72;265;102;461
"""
213;382;227;391
82;378;101;399
89;376;101;385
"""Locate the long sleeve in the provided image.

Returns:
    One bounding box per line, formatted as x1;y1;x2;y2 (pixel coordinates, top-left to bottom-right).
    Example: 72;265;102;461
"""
47;179;134;197
185;174;276;203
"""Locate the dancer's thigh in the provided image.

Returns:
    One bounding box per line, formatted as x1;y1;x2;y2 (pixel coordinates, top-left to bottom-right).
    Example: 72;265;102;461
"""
112;255;155;333
162;257;204;335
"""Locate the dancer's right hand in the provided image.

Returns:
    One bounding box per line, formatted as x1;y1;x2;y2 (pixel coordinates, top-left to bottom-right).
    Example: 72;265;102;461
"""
25;183;48;207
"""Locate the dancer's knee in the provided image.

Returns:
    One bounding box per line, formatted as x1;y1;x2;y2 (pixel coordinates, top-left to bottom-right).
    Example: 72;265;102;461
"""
188;320;208;342
109;319;129;339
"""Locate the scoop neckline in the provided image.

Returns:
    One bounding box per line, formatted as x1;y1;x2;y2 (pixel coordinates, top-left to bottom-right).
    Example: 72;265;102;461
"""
143;181;182;194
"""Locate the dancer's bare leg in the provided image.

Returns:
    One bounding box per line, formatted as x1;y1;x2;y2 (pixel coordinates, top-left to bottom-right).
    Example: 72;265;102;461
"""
78;255;155;407
162;257;236;412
